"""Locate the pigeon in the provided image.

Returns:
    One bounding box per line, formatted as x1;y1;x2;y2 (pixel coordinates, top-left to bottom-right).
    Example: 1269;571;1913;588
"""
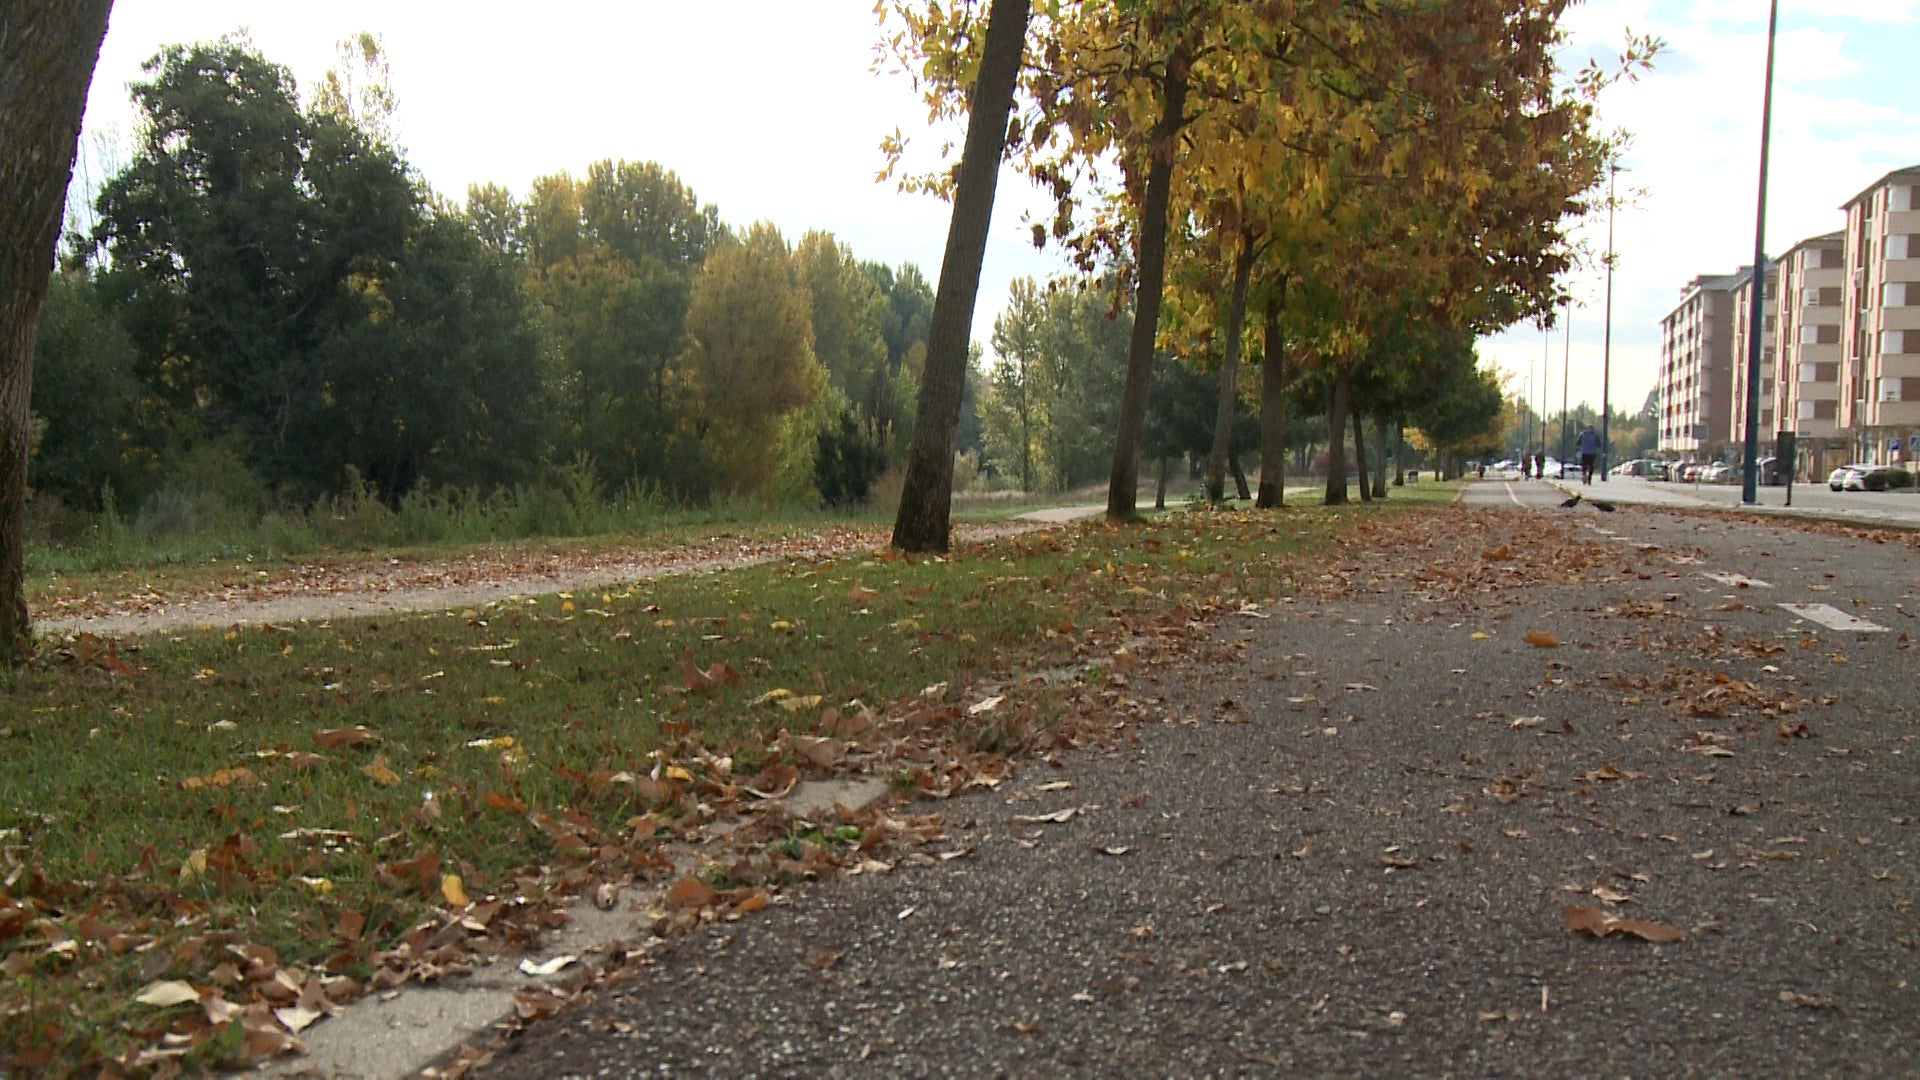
1558;493;1581;509
1589;499;1616;512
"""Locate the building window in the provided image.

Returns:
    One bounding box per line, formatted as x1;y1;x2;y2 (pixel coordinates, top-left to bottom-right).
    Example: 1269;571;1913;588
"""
1816;361;1840;382
1814;400;1839;420
1820;247;1844;270
1816;324;1840;346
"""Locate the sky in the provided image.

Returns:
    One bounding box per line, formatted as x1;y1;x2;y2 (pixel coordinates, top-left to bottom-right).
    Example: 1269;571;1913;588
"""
72;1;1920;424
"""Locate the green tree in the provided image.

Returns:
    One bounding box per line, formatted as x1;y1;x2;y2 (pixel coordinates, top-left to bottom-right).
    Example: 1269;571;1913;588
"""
27;270;148;511
684;223;821;499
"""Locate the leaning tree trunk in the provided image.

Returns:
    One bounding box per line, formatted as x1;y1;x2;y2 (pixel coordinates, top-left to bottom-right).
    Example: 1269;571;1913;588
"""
1372;416;1390;499
1154;455;1168;510
1;0;115;662
1353;409;1372;503
1255;285;1287;509
1106;43;1192;521
1204;229;1255;505
1323;368;1350;506
1229;456;1250;500
891;0;1032;552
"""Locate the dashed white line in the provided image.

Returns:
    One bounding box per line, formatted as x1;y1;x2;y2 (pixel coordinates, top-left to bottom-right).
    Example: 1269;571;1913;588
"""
1703;572;1772;589
1779;603;1888;633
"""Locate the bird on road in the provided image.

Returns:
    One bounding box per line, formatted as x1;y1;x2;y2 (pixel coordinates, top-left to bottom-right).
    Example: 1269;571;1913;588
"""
1589;499;1616;512
1559;493;1582;509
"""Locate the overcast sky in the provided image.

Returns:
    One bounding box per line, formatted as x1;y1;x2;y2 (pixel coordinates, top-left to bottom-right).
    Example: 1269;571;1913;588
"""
74;2;1920;423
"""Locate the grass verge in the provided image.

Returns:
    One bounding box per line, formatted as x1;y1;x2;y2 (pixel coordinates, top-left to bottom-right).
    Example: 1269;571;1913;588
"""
1;486;1454;1073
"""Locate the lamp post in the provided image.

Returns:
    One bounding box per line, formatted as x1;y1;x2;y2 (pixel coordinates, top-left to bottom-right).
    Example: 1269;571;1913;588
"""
1560;301;1572;464
1741;0;1781;505
1600;164;1616;482
1540;322;1550;464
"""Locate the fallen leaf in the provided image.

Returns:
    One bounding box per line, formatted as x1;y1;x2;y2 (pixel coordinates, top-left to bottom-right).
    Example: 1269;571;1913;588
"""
1562;904;1686;943
679;650;740;694
1097;846;1132;857
441;874;470;908
179;766;262;791
360;757;401;786
134;981;201;1008
663;876;718;911
1012;808;1078;825
274;1004;323;1034
1523;630;1562;648
968;694;1005;715
315;726;379;750
518;954;577;977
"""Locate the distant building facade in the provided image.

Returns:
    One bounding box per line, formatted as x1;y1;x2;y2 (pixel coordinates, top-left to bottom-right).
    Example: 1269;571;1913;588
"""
1774;231;1847;478
1657;270;1746;458
1728;264;1778;444
1658;162;1920;478
1840;166;1920;464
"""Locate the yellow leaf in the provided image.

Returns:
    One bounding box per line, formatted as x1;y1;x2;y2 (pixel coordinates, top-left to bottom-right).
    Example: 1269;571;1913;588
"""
776;694;824;713
442;874;470;907
662;764;693;782
361;757;401;786
561;600;575;613
179;848;208;884
754;688;795;706
1471;631;1490;640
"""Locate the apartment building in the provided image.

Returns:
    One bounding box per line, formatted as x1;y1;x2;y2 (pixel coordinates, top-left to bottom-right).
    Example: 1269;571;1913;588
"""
1773;232;1847;479
1839;165;1920;463
1728;264;1778;446
1657;269;1747;457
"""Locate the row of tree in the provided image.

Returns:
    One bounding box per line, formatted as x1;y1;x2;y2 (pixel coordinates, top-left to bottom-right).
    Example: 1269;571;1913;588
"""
883;0;1658;551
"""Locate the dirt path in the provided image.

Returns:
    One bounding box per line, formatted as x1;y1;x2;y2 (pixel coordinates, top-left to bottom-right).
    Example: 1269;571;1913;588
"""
35;518;1070;640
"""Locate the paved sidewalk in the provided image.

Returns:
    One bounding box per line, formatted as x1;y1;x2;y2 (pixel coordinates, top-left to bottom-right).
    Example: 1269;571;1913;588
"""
470;506;1920;1078
1541;475;1920;531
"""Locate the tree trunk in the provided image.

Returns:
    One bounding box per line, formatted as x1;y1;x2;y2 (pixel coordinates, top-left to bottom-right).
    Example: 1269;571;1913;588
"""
1323;368;1350;506
1372;416;1389;499
891;0;1032;552
1255;284;1286;509
1;0;115;661
1106;44;1192;522
1353;409;1372;503
1205;229;1255;505
1229;455;1250;500
1393;420;1405;486
1154;454;1168;510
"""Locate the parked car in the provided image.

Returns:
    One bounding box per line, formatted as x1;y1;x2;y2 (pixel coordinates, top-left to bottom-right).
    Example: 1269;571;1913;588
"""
1829;464;1868;490
1610;458;1649;478
1697;462;1733;484
1844;464;1916;491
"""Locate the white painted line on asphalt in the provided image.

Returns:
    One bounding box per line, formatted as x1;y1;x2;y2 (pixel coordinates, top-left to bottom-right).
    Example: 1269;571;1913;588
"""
1588;527;1617;536
1506;483;1524;508
1703;572;1772;589
1779;603;1888;633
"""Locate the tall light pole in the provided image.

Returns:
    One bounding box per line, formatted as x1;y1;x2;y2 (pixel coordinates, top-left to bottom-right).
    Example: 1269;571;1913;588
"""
1560;301;1572;463
1600;164;1616;482
1741;0;1781;505
1540;322;1551;461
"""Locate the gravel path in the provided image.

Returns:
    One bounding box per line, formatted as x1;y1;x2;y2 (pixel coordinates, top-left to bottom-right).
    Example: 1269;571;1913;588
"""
33;522;1052;640
474;504;1920;1078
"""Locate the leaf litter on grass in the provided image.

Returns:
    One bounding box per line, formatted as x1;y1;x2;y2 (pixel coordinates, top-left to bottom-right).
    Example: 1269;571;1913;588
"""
4;503;1384;1072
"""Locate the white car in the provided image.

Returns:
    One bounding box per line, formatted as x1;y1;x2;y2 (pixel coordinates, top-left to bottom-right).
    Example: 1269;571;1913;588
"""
1828;464;1868;491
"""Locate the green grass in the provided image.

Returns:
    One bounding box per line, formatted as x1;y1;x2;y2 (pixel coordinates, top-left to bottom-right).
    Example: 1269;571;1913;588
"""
0;486;1456;1071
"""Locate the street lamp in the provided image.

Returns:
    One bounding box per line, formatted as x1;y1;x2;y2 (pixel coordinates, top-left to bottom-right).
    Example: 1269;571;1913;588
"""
1740;0;1781;505
1560;301;1571;464
1600;163;1616;482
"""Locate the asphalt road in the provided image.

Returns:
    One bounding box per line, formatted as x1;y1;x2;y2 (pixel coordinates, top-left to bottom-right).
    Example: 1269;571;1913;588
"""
1472;472;1920;530
473;499;1919;1079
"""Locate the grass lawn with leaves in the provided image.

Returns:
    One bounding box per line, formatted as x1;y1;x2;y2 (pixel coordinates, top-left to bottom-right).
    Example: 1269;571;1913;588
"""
1;482;1457;1073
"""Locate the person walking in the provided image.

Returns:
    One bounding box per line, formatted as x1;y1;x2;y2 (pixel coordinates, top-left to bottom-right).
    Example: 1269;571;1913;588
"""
1576;424;1601;485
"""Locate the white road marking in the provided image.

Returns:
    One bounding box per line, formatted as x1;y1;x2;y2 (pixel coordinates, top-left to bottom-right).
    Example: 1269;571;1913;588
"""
1779;603;1888;633
1506;483;1524;508
1588;527;1617;536
1703;572;1772;589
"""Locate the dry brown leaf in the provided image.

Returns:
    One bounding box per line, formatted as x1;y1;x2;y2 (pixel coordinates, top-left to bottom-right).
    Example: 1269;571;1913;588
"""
1523;630;1562;648
314;726;379;750
679;650;741;694
360;757;401;786
1562;904;1686;943
134;980;201;1008
663;876;719;911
